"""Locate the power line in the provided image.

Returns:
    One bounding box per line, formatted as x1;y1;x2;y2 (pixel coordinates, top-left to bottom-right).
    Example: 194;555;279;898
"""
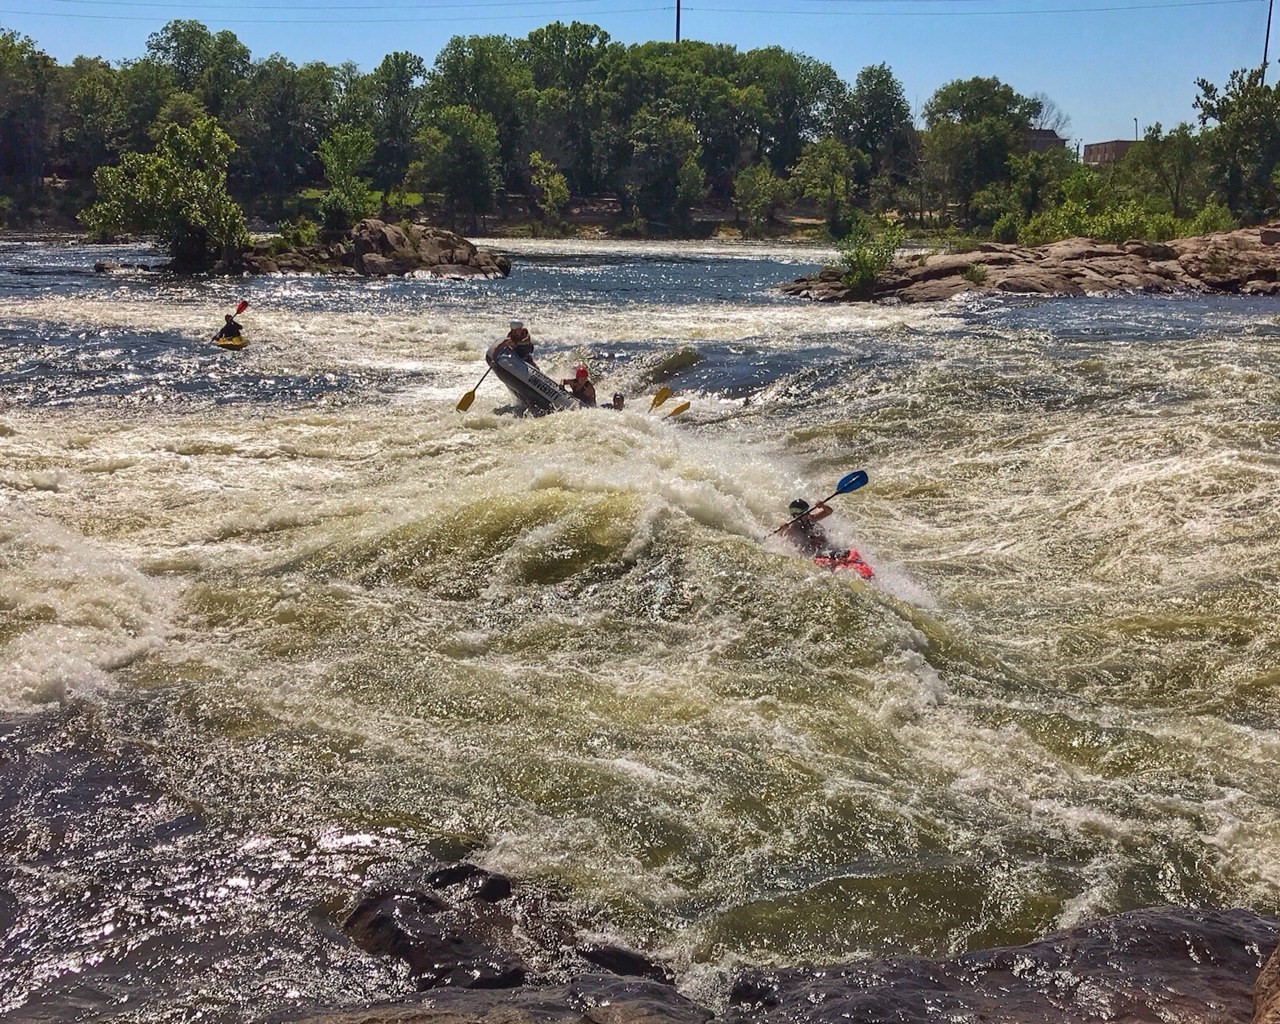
685;0;1257;13
0;3;671;20
32;0;648;10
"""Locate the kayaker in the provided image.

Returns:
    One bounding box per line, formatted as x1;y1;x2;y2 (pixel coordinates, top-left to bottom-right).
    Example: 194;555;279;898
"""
782;498;833;555
497;318;536;366
215;313;243;341
602;392;625;410
561;365;597;407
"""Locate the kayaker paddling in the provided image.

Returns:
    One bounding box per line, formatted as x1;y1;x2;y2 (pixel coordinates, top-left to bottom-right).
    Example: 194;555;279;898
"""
782;497;833;556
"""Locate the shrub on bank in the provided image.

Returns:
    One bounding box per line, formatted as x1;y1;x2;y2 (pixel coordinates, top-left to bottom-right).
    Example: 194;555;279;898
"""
837;219;905;295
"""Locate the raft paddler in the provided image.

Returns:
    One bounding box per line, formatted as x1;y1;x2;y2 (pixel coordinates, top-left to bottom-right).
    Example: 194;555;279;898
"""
496;318;537;366
561;365;597;407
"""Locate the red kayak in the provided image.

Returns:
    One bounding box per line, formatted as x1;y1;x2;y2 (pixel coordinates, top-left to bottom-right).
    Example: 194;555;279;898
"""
813;549;874;579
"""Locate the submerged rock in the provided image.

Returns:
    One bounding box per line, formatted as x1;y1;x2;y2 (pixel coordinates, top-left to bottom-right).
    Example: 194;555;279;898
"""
782;224;1280;303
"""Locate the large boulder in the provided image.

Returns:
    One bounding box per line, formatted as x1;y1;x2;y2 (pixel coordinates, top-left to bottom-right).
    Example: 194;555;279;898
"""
244;219;510;279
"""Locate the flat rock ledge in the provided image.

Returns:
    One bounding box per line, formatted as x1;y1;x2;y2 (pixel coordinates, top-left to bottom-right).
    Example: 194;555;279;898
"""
782;224;1280;303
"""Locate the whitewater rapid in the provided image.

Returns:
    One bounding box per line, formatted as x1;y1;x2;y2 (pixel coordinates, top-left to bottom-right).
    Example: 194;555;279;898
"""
1;236;1279;1019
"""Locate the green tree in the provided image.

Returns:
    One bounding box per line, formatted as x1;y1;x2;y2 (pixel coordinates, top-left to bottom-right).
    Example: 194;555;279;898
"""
922;76;1041;226
519;22;611;190
529;149;570;226
626;106;704;229
847;63;913;181
148;91;206;141
58;57;124;180
742;46;848;174
1129;122;1204;218
228;56;336;207
145;20;249;117
427;35;532;186
790;135;865;236
0;30;56;188
114;58;177;151
1194;68;1280;220
317;124;378;231
367;51;427;187
81;115;247;266
733;163;786;235
836;218;903;295
408;105;501;229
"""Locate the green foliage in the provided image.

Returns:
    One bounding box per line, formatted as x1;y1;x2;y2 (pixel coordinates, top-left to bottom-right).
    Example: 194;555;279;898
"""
848;63;913;181
529;150;570;225
990;212;1020;243
835;218;904;295
1186;201;1236;234
790;135;865;236
13;15;1280;243
921;76;1042;227
626;107;704;228
733;163;787;236
961;262;988;285
80;115;248;266
408;105;501;227
1195;68;1280;221
318;124;378;231
279;215;318;249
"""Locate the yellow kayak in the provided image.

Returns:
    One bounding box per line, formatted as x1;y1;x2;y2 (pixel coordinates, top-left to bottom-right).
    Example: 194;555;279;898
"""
213;334;250;350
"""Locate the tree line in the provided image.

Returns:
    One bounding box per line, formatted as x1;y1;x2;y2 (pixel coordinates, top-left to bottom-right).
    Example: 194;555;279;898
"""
2;18;1277;259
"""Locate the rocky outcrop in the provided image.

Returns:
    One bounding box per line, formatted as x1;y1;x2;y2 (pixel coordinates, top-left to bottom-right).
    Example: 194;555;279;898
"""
1257;942;1280;1024
782;224;1280;303
730;906;1279;1024
238;219;511;279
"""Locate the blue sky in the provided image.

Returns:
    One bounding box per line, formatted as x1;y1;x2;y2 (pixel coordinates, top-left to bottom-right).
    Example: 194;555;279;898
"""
0;0;1269;146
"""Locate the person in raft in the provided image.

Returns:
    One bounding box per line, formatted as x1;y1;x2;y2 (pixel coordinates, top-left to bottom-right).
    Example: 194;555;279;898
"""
497;318;536;365
561;365;597;407
782;497;833;555
602;392;625;410
215;313;243;341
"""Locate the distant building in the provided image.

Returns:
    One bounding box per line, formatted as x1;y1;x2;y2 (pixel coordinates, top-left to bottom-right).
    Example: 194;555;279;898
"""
1024;129;1068;153
1083;140;1135;166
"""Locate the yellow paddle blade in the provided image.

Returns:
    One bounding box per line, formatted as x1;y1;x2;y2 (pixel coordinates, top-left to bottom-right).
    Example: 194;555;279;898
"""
456;389;477;412
648;386;673;412
665;401;691;419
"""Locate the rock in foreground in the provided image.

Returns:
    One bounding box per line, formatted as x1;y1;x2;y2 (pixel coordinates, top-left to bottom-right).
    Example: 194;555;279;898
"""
731;906;1278;1024
239;219;511;278
782;225;1280;303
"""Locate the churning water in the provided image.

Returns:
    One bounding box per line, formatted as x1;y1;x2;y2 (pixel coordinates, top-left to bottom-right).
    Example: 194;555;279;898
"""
2;234;1279;1020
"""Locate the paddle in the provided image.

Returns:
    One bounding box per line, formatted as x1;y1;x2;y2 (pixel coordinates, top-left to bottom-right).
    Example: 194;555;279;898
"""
648;386;673;412
456;365;491;412
768;470;869;536
665;401;691;419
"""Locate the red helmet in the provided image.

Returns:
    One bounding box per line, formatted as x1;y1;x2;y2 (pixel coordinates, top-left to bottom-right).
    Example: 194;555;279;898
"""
575;365;589;379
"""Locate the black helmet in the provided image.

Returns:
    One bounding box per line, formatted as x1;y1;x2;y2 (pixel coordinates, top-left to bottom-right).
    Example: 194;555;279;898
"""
789;498;810;517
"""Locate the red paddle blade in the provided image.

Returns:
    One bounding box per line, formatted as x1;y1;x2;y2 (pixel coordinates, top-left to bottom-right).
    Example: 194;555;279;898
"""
235;300;249;315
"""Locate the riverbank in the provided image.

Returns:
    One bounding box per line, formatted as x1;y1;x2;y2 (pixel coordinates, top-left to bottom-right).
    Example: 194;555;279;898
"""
781;224;1280;303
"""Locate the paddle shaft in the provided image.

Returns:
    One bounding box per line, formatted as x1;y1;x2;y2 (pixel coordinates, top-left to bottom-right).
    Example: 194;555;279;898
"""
768;488;844;537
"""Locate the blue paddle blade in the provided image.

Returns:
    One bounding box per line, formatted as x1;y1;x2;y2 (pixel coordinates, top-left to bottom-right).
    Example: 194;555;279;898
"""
835;470;868;494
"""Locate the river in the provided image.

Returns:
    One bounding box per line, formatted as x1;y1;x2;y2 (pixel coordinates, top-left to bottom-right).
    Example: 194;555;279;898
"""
1;235;1279;1021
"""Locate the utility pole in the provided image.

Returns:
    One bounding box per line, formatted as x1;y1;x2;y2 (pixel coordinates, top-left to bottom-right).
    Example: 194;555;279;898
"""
1265;0;1274;84
1133;116;1139;141
676;0;681;42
